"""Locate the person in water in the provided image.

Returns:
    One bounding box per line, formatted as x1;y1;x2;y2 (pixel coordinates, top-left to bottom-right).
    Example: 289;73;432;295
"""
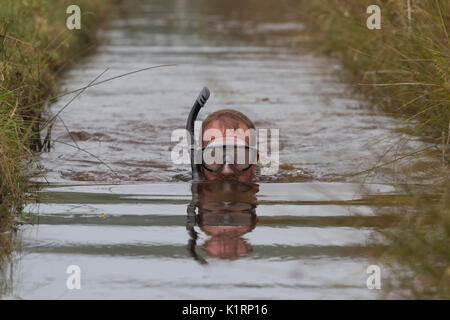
200;109;258;182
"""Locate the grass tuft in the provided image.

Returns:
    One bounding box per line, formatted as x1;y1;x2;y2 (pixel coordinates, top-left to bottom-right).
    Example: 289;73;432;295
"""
0;0;110;261
296;0;450;298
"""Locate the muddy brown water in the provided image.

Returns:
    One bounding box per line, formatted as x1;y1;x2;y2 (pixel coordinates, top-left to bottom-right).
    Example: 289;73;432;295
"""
1;0;433;299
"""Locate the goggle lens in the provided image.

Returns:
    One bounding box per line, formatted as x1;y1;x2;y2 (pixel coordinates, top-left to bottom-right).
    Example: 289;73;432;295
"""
202;145;257;173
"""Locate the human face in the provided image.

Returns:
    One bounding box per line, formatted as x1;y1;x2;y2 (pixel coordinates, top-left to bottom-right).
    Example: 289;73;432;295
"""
201;121;257;182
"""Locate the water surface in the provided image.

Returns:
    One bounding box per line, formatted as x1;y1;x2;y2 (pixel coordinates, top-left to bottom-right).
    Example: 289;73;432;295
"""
5;181;397;299
1;0;431;299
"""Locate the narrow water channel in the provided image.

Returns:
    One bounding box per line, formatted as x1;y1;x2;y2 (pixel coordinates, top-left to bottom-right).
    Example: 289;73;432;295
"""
1;0;432;299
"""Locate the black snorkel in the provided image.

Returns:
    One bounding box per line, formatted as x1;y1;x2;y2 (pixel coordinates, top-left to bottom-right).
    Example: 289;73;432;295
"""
186;86;210;180
186;87;210;264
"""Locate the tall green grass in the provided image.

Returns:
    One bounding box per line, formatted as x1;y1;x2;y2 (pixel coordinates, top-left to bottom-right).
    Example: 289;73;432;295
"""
296;0;449;298
298;0;449;138
381;184;450;299
0;0;110;258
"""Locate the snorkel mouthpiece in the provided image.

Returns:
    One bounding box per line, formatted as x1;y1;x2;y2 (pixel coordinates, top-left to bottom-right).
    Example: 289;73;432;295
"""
187;86;210;180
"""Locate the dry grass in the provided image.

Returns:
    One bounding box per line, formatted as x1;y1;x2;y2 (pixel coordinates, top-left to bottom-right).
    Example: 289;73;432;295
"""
0;0;110;260
297;0;449;139
295;0;449;298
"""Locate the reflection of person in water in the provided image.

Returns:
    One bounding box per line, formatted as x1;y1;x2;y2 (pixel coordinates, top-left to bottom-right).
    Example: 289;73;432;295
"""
187;181;259;262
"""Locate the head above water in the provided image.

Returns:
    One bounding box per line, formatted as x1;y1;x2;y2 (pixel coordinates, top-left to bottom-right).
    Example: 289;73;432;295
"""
201;109;258;182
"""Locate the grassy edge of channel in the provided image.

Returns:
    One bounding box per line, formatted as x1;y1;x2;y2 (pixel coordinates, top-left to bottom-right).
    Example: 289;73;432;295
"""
0;0;111;261
295;0;449;298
